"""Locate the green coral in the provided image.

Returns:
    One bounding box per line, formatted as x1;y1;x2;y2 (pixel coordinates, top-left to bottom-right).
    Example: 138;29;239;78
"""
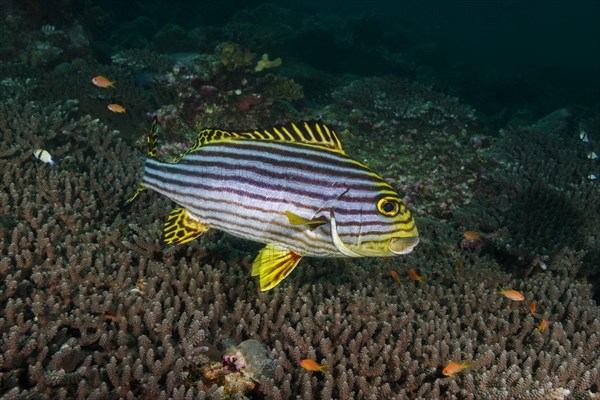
193;103;227;130
263;75;304;102
217;42;256;71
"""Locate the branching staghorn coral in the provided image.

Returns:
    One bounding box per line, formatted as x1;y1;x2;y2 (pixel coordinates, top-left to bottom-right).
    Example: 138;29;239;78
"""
454;126;600;284
1;86;599;400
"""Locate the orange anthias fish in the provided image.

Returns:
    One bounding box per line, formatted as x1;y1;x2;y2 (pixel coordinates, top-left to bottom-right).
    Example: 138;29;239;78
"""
460;230;484;250
390;270;402;283
299;359;328;373
529;300;537;314
538;319;548;332
463;231;482;241
107;103;126;113
407;268;425;284
499;288;525;301
92;75;116;88
442;361;472;377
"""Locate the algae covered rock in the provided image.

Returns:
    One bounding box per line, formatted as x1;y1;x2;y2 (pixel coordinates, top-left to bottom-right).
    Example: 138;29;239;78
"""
224;339;276;382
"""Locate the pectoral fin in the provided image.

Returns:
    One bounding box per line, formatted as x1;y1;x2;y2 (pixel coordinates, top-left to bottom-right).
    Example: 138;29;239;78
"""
163;208;210;245
285;210;327;230
252;243;302;291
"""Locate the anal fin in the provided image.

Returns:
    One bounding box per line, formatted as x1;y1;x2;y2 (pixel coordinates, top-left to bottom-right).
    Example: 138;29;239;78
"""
163;208;209;245
251;243;302;291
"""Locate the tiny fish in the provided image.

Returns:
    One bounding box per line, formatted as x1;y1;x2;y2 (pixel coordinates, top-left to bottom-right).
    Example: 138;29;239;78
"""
529;300;537;314
108;103;126;113
588;174;598;181
588;151;598;160
33;149;55;166
92;75;115;88
538;319;548;332
390;270;402;283
580;130;589;143
455;259;463;269
460;230;484;250
442;361;472;378
499;288;525;301
408;268;425;284
299;359;328;373
463;231;481;241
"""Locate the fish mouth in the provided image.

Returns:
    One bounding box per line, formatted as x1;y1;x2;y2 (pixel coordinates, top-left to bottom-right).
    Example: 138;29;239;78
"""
388;236;419;255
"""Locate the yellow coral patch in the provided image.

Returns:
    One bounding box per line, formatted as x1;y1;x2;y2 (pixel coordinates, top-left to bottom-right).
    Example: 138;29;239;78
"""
255;54;282;72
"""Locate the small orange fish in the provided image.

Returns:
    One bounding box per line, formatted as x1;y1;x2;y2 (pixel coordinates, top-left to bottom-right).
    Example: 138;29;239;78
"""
299;359;328;373
538;319;548;332
107;103;126;113
529;301;537;314
390;270;401;283
92;75;116;88
455;259;463;269
407;268;425;284
463;231;482;241
499;288;525;301
442;361;472;377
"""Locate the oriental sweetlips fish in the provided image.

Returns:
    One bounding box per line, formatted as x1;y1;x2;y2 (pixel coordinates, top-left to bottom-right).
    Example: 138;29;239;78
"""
128;118;419;290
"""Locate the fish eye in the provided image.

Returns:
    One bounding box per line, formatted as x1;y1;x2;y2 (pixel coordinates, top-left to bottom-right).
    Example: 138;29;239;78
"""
377;197;400;217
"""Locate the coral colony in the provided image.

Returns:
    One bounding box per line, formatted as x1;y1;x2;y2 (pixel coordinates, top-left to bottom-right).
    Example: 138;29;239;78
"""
1;2;600;399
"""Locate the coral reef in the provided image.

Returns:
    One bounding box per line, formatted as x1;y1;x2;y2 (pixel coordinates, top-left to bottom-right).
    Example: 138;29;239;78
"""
0;13;179;143
110;48;175;74
218;42;256;72
223;339;276;382
1;4;600;399
452;125;600;289
26;61;170;142
330;76;476;136
254;53;282;72
1;93;599;398
0;17;91;68
143;42;303;139
326;75;489;220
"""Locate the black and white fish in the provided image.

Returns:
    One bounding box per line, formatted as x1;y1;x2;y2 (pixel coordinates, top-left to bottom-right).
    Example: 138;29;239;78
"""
33;149;55;166
580;130;590;143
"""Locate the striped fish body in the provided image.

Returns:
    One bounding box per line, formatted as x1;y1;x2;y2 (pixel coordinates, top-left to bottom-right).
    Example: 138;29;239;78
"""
134;120;419;290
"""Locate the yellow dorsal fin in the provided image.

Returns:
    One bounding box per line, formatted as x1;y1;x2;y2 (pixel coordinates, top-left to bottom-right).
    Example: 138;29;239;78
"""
173;120;344;162
252;121;344;153
251;243;302;291
163;208;210;245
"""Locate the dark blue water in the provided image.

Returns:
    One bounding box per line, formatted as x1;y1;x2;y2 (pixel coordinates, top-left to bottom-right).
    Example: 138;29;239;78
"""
15;0;597;121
